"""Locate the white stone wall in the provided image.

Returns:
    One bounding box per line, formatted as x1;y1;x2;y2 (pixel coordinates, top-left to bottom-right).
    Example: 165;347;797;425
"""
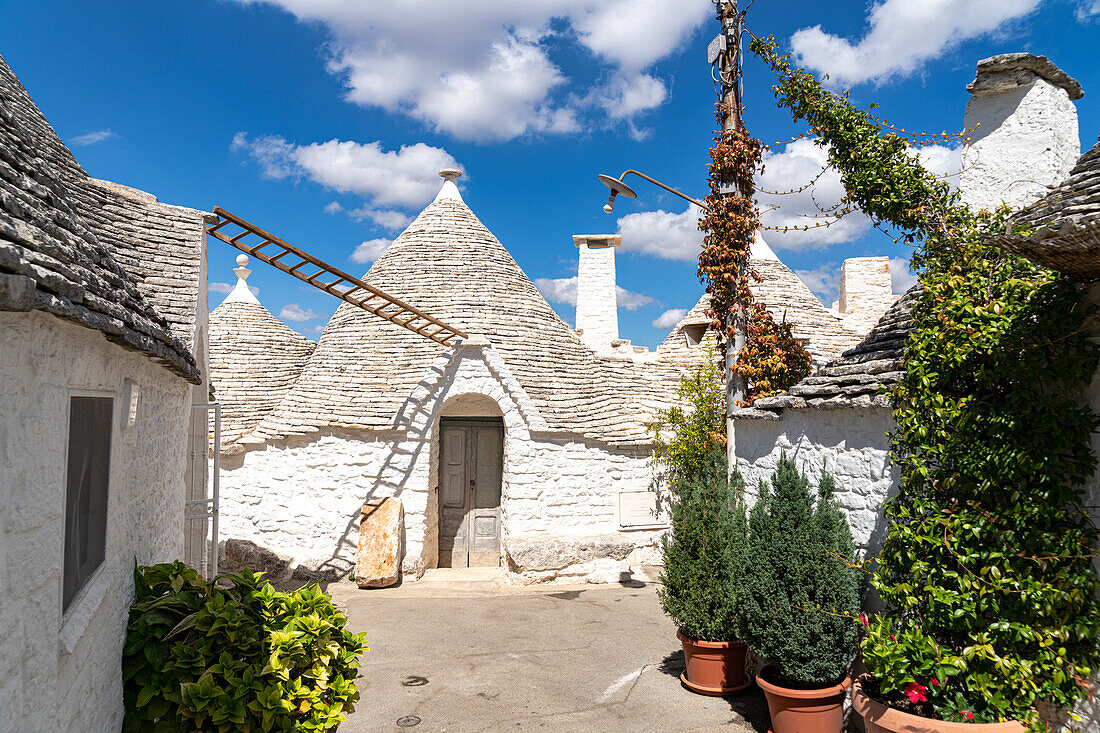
838;257;894;335
217;341;663;582
733;407;897;556
574;237;620;353
0;311;192;733
961;77;1079;213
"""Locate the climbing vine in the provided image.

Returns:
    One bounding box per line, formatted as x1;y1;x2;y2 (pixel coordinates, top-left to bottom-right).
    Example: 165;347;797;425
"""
751;35;1100;729
697;107;812;405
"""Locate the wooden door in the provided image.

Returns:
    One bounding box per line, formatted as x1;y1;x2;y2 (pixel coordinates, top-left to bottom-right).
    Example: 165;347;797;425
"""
438;418;503;568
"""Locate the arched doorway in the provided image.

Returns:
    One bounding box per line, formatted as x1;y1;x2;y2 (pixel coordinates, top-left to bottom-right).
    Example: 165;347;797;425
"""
437;396;505;568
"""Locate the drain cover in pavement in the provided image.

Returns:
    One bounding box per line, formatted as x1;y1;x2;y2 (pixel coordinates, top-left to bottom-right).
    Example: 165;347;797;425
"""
397;716;421;727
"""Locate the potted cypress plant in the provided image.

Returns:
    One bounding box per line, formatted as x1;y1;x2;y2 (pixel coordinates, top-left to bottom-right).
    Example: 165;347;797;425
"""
653;352;751;695
734;455;861;733
658;449;750;695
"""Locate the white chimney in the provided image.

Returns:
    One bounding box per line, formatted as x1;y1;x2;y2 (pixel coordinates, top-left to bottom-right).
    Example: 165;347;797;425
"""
573;234;621;353
960;53;1082;212
836;257;893;335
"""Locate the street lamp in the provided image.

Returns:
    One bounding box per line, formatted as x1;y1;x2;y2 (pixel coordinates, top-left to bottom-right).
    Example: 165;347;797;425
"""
596;170;707;213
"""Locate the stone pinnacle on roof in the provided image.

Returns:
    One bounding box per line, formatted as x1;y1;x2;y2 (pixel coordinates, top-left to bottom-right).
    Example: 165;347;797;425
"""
967;53;1083;100
222;253;260;305
434;168;465;204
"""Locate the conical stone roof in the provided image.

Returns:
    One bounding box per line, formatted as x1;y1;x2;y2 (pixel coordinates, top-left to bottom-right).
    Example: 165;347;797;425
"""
657;240;863;369
209;256;316;446
247;177;653;446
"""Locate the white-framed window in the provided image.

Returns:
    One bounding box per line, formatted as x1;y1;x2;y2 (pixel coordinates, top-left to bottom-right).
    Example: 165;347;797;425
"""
63;394;114;614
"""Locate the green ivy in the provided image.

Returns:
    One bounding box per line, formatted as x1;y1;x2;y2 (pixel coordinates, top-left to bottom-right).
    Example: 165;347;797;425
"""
123;561;367;732
733;456;861;684
751;36;1100;728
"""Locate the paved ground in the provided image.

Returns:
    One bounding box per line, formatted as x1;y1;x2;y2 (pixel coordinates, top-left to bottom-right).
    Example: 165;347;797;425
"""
326;570;770;733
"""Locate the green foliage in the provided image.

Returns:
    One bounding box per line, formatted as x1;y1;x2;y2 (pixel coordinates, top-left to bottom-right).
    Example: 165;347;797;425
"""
123;561;367;733
697;108;814;405
651;349;727;488
658;450;747;642
733;456;861;684
752;36;1100;727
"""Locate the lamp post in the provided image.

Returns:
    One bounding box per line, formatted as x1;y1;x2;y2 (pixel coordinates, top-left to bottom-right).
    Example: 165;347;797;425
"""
595;1;746;468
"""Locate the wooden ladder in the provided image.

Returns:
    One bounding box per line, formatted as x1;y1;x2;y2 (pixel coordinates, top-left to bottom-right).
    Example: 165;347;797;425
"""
207;207;468;346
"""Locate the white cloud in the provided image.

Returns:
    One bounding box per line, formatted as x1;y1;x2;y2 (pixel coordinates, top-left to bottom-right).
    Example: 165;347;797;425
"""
794;263;842;304
279;303;324;322
791;0;1041;88
350;238;392;265
234;133;457;230
227;0;711;140
1078;0;1100;20
758;138;872;251
349;207;412;231
617;206;700;262
889;257;918;294
917;143;963;184
209;281;259;296
71;129;118;146
652;308;687;329
533;276;654;310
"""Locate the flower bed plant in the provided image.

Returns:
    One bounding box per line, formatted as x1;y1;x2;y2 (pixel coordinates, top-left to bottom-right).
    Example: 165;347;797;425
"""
123;561;366;733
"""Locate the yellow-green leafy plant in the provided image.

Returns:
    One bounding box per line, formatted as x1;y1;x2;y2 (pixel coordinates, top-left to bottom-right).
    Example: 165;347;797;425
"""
123;561;366;732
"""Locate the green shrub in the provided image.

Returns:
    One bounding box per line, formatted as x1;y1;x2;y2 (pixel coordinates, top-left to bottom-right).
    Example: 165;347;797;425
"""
658;449;747;641
651;348;726;489
751;37;1100;728
733;455;861;685
122;561;367;732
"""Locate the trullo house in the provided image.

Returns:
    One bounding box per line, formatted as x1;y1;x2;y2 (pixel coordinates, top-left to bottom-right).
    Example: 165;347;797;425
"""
212;170;894;584
0;55;213;731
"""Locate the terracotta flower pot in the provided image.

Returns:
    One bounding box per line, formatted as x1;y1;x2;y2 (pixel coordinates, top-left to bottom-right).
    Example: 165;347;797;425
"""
756;664;851;733
852;680;1026;733
676;630;751;695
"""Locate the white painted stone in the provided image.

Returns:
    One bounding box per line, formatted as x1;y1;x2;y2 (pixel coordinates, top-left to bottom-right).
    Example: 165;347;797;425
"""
0;311;192;733
734;407;897;557
961;75;1079;212
574;235;621;354
838;257;894;335
221;253;260;305
217;341;665;583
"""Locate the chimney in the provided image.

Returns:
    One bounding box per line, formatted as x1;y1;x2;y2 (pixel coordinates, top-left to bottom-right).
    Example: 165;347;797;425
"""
573;234;621;353
837;257;893;335
960;53;1082;211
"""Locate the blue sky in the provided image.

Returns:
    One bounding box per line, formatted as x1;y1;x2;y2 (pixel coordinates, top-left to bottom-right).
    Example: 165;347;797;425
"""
3;0;1098;346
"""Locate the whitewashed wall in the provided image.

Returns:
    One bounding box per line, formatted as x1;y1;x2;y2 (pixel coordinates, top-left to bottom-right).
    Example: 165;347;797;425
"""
733;407;898;556
0;311;192;733
218;342;663;583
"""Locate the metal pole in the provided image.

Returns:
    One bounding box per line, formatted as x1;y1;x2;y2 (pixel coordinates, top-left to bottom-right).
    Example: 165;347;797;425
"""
211;402;221;577
715;1;746;468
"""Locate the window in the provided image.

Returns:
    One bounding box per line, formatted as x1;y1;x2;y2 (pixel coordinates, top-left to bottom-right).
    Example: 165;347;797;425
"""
683;324;707;347
63;396;113;613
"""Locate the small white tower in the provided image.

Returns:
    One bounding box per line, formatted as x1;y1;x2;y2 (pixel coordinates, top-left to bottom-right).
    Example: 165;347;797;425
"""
222;253;260;305
573;234;622;354
960;53;1082;211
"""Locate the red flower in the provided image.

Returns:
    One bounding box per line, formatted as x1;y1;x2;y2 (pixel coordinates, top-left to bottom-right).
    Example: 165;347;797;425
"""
905;683;929;704
930;677;940;687
889;634;897;642
859;613;869;628
962;712;975;721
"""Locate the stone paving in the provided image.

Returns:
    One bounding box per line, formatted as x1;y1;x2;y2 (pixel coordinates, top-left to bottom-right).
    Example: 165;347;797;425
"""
327;570;770;733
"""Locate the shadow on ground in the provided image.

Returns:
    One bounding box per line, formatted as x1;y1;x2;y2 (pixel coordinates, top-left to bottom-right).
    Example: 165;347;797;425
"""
657;648;771;733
